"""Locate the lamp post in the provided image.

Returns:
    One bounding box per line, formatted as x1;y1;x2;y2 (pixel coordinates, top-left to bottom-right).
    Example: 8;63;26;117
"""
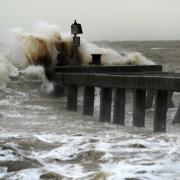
71;20;83;64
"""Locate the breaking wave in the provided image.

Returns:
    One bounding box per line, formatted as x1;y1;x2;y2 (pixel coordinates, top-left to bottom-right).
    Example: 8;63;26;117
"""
0;22;155;89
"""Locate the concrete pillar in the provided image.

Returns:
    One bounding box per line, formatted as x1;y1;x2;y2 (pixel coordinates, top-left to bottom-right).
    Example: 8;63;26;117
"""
154;90;168;132
54;84;64;97
67;86;78;111
167;91;174;108
113;88;126;125
83;86;95;116
146;90;155;109
146;90;174;109
99;88;112;122
133;89;146;127
172;103;180;124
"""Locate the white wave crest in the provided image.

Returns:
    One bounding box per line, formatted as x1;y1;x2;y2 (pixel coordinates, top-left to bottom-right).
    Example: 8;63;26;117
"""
0;22;155;89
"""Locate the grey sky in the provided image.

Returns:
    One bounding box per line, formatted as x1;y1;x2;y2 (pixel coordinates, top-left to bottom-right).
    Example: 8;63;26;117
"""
0;0;179;41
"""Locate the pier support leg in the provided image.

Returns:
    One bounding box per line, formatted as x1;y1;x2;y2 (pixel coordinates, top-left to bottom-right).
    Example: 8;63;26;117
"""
133;89;146;127
154;90;168;132
54;84;64;97
172;103;180;124
99;88;112;122
167;91;174;108
146;90;155;109
67;86;78;111
113;88;126;125
83;86;95;116
146;90;174;109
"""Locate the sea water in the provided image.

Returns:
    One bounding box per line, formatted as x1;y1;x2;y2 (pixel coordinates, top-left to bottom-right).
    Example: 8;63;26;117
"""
0;24;180;179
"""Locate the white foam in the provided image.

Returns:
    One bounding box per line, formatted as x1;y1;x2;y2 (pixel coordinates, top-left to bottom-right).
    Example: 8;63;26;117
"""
151;47;173;50
0;149;19;162
21;65;54;93
0;129;180;179
4;169;41;180
21;65;45;79
96;134;180;179
80;40;155;65
24;105;49;111
44;163;89;179
0;54;20;87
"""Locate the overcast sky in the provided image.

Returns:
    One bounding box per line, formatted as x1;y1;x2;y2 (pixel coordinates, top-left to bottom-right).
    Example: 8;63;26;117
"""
0;0;179;41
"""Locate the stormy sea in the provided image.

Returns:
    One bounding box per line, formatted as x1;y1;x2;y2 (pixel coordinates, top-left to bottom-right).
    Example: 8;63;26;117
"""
0;24;180;179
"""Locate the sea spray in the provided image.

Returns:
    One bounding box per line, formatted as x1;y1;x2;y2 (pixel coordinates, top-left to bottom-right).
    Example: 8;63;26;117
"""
80;40;155;65
0;22;155;89
7;21;155;67
0;54;19;87
21;65;54;93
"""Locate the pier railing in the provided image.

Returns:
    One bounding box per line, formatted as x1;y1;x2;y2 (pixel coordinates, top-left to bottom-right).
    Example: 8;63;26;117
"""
53;65;180;132
54;65;163;74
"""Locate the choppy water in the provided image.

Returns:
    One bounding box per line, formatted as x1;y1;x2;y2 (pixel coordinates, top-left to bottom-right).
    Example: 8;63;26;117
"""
0;66;180;180
1;40;180;179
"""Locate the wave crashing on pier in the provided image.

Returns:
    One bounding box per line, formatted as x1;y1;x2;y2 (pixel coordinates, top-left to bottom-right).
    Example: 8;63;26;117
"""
0;22;154;88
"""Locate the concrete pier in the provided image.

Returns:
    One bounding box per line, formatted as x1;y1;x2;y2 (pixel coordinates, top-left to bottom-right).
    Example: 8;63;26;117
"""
83;86;95;115
167;91;174;108
173;104;180;124
146;90;174;109
67;86;78;111
99;88;112;122
55;65;162;74
61;72;180;132
53;64;180;132
146;90;155;109
133;89;146;127
113;88;126;125
154;90;168;132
